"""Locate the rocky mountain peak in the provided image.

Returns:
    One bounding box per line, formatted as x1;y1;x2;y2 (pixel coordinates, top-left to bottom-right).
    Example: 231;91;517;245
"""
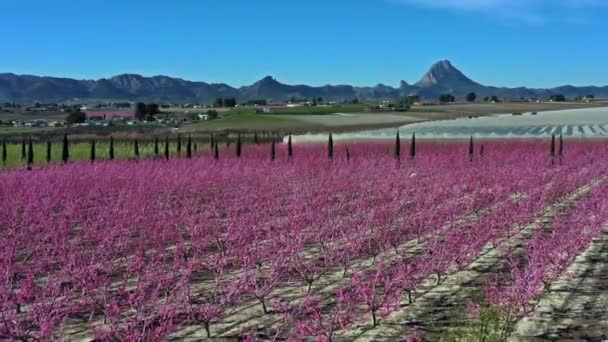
415;60;479;88
257;76;278;85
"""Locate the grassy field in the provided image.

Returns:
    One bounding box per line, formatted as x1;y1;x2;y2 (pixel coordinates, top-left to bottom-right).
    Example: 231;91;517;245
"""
267;104;368;115
0;126;56;135
180;111;316;132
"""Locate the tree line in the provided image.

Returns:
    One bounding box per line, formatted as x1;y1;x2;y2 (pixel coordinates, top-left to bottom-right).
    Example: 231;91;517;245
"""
3;131;564;169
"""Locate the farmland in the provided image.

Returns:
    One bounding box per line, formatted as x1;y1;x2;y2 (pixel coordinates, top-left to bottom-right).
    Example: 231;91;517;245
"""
1;139;608;340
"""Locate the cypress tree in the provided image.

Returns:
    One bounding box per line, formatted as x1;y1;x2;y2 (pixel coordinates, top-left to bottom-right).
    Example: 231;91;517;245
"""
559;133;564;158
254;131;259;144
26;139;34;169
46;140;52;163
271;140;276;161
328;133;333;159
550;134;556;157
186;135;192;159
235;134;242;158
346;146;350;161
480;144;485;158
394;131;401;159
1;140;6;165
109;137;115;160
165;136;170;160
132;139;138;158
468;136;474;162
177;134;182;155
61;134;69;164
194;143;198;152
214;143;219;160
21;139;26;160
154;136;159;156
287;133;293;158
90;139;96;163
210;134;215;150
410;133;416;158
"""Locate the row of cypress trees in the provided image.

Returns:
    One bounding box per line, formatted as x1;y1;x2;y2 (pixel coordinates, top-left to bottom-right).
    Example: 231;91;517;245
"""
6;134;200;166
6;131;274;166
393;132;417;159
2;132;566;167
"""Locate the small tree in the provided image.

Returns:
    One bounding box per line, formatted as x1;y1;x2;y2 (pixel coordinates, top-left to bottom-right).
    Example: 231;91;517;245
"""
2;140;7;165
549;94;566;102
271;141;276;161
328;133;334;159
177;134;182;155
134;139;140;158
287;133;293;158
394;131;401;160
66;110;87;124
145;103;160;116
135;102;147;120
410;133;416;158
90;140;96;163
214;143;219;160
550;134;556;160
223;98;237;108
235;134;242;158
61;134;69;164
26;139;34;169
469;136;474;162
346;146;350;161
439;94;455;103
46;140;52;163
466;92;477;102
210;134;215;150
350;265;403;328
109;137;115;160
154;136;159;156
186;135;192;159
165;137;170;160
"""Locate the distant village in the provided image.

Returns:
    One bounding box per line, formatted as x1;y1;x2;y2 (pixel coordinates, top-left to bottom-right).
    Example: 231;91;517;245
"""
0;101;225;129
0;93;597;130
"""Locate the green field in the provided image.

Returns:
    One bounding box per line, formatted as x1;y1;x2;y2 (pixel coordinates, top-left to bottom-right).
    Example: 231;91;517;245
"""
0;126;58;135
267;104;368;115
1;141;210;168
181;104;369;132
181;112;306;131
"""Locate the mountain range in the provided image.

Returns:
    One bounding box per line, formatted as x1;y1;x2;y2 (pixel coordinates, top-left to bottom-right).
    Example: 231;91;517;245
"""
1;60;606;104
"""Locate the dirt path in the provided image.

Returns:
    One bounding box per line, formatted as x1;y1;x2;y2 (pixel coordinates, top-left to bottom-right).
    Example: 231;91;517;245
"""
337;180;601;341
511;227;608;341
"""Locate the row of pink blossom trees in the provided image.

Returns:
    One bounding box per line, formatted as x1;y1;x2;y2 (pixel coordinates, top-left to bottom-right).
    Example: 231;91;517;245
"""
0;140;605;340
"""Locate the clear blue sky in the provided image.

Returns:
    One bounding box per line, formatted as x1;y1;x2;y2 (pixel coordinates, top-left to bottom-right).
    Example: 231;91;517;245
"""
2;0;607;88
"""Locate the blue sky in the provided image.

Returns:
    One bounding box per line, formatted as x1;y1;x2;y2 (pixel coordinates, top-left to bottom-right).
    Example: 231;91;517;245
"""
2;0;607;88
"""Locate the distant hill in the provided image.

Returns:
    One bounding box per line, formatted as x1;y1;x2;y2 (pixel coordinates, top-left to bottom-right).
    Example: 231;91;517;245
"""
1;60;607;103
